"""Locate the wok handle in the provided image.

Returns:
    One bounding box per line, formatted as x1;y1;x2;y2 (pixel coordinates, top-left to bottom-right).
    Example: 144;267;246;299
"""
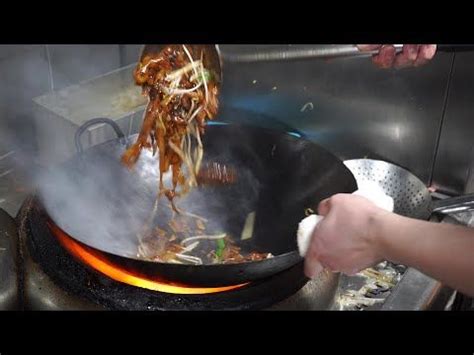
74;118;126;154
432;193;474;215
222;45;474;63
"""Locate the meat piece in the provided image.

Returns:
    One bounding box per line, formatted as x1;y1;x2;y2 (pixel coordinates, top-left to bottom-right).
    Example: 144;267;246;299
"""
197;162;237;186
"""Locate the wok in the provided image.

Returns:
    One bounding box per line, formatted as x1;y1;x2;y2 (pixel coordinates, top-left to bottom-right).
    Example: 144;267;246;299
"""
37;116;357;287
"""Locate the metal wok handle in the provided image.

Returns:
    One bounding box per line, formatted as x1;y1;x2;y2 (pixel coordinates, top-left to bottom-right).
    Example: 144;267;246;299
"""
74;118;126;154
221;45;474;63
432;193;474;215
221;45;403;62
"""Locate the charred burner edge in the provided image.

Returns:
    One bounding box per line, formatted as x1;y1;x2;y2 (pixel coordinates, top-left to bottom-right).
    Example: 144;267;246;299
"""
22;197;310;310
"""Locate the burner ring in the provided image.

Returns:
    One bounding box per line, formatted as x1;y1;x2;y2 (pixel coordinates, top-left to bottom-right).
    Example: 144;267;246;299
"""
21;198;318;310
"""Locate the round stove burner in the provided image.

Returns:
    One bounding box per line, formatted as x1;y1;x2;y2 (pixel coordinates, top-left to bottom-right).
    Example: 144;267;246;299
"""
21;199;311;310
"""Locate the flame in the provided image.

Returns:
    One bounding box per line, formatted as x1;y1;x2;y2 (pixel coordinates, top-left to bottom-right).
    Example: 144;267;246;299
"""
49;223;247;294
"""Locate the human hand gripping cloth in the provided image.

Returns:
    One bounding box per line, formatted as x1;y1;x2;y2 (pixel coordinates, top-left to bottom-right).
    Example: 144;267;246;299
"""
297;181;394;257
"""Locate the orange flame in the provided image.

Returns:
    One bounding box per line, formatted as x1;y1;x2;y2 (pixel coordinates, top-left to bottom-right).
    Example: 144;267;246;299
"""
49;223;247;294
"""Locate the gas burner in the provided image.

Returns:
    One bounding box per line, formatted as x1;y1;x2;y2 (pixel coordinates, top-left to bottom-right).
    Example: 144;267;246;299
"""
18;197;310;310
3;197;431;311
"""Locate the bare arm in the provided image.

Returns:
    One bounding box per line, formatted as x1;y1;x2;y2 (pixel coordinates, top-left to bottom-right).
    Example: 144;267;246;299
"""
375;212;474;297
304;194;474;297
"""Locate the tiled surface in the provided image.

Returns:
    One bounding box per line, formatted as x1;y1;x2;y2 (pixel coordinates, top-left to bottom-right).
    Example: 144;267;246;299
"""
0;45;44;62
0;45;52;159
0;202;20;218
0;46;52;129
0;45;129;217
119;45;141;66
0;151;15;172
0;46;52;107
0;173;28;218
46;45;121;90
0;199;23;217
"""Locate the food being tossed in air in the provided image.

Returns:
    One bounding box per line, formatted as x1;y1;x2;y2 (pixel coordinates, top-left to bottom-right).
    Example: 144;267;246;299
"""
121;44;220;206
122;44;272;265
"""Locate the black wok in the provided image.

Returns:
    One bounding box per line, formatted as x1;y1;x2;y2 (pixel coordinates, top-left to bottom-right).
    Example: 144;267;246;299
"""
36;116;357;287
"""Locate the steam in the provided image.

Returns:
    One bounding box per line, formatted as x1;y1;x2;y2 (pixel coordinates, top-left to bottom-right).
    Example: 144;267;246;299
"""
36;144;152;257
0;45;257;260
33;135;260;259
0;45;129;204
1;97;261;261
0;120;40;191
0;56;260;259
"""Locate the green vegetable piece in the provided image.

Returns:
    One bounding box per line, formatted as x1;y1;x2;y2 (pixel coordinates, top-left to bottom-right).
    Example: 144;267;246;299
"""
215;238;226;259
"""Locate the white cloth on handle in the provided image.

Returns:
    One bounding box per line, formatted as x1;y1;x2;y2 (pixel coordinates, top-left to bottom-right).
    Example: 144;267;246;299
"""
297;181;394;257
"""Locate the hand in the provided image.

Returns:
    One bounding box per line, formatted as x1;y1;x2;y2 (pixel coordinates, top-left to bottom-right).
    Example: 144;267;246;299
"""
357;44;437;69
304;193;390;278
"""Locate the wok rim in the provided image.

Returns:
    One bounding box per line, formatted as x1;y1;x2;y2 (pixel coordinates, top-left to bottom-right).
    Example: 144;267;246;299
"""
41;122;356;270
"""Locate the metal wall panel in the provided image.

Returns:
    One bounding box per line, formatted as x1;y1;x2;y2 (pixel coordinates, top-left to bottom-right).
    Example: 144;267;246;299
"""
219;45;453;185
432;52;474;194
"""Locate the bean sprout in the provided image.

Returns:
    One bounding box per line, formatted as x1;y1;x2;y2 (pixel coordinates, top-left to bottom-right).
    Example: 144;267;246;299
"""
165;59;202;81
175;253;203;265
200;52;209;104
180;241;200;253
181;233;227;246
163;82;202;95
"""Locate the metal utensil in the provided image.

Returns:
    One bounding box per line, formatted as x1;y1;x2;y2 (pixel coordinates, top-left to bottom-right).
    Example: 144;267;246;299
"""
140;44;223;85
344;159;474;220
432;194;474;215
344;159;432;220
221;44;474;63
138;44;474;74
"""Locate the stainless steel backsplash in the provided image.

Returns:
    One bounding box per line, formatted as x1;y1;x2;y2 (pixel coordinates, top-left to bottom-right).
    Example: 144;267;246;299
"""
219;45;454;188
0;44;469;195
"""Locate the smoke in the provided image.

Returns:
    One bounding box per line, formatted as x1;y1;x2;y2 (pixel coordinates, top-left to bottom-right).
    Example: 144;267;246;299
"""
32;130;261;259
2;96;265;260
35;143;152;257
0;44;263;259
0;45;128;194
